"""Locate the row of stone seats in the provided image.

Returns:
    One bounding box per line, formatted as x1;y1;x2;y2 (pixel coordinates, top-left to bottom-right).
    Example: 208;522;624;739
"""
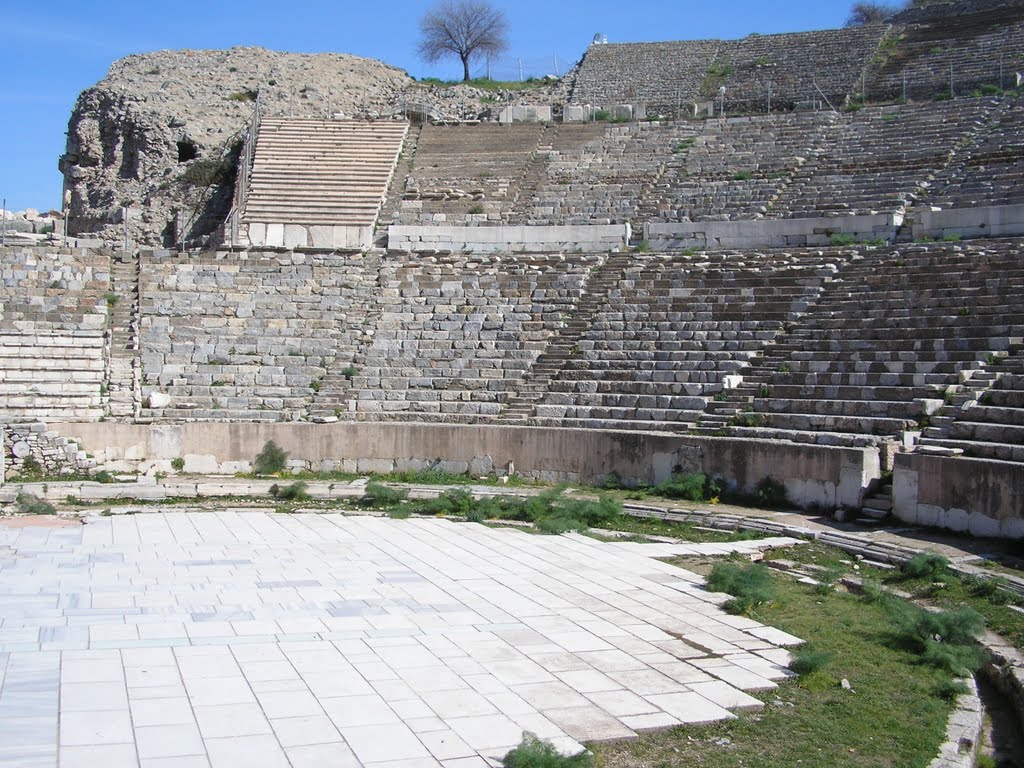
729;242;1024;443
526;122;700;225
569;40;723;113
242;118;408;228
769;99;995;219
708;26;888;112
645;111;837;222
138;250;378;422
527;249;852;431
0;246;109;420
919;349;1024;462
396;123;546;225
346;253;600;420
930;93;1024;208
867;6;1024;103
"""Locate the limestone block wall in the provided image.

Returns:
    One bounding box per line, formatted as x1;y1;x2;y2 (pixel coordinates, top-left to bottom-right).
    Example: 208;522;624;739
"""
645;213;900;249
893;452;1024;539
48;421;880;511
911;204;1024;240
2;421;93;481
349;252;602;419
387;225;630;253
0;246;110;421
138;249;379;421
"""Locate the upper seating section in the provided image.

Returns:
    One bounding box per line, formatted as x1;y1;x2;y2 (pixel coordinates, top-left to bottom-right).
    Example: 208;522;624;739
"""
731;242;1024;443
707;26;888;112
349;253;599;420
569;40;722;113
529;250;849;431
568;27;886;115
243;118;407;228
868;3;1024;103
138;250;378;422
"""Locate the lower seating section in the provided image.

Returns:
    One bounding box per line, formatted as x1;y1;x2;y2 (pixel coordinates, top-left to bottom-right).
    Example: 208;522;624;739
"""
138;250;378;421
0;247;109;420
919;349;1024;461
349;253;600;419
727;241;1024;444
529;249;850;431
930;93;1024;208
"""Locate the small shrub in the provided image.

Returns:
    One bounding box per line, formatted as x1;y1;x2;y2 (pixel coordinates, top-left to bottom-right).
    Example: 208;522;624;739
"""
673;138;696;153
309;380;321;393
813;567;844;595
180;157;237;188
468;204;485;215
414;488;476;517
20;456;44;477
171;457;185;472
636;240;651;253
276;481;310;502
387;507;412;519
859;577;888;604
104;291;120;307
932;679;969;701
731;411;767;428
15;493;56;515
654;472;708;502
502;733;594;768
253;440;288;476
342;365;359;380
732;170;753;181
91;470;115;484
755;476;787;508
593;109;611;122
227;89;257;102
901;552;950;581
920;642;986;676
964;574;1012;605
706;562;776;614
829;233;858;246
361;482;408;508
788;646;833;676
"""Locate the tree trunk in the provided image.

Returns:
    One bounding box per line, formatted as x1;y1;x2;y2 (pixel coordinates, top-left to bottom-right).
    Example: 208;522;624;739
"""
461;54;471;82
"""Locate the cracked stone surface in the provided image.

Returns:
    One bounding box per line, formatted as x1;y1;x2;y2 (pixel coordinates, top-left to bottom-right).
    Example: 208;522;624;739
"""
0;513;801;767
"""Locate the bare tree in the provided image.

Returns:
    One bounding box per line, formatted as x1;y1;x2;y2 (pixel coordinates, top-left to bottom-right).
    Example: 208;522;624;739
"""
846;1;898;25
417;0;510;82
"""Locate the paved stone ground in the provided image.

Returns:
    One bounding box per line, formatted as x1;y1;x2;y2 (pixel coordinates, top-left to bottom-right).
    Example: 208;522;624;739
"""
0;513;801;768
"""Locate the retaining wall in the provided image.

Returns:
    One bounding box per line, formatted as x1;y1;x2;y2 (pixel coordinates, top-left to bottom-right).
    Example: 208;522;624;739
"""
644;213;901;249
47;422;878;510
387;225;631;253
911;204;1024;241
892;452;1024;539
239;222;373;251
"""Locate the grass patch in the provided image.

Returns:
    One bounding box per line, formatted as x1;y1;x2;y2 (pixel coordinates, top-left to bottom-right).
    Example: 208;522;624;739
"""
270;481;310;502
359;482;409;508
706;561;777;615
594;564;957;768
417;76;549;92
15;493;56;515
502;733;593;767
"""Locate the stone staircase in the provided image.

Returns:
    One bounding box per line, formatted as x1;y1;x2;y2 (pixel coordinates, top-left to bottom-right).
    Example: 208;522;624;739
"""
374;124;422;247
105;252;139;419
918;345;1024;461
499;252;629;422
241;117;409;232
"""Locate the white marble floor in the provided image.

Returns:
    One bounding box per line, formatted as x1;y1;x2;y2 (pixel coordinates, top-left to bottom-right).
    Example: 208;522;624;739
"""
0;513;801;767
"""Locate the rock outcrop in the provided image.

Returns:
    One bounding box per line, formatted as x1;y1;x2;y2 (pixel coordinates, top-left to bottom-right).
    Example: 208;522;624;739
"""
60;46;561;247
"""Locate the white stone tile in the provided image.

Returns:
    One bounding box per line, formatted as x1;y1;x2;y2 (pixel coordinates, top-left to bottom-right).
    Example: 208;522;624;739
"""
134;723;205;760
270;715;340;747
60;743;139;768
194;702;271;738
322;694;400;728
418;728;477;760
285;742;361;768
60;681;129;711
130;697;195;727
59;709;133;746
256;689;323;719
340;722;431;763
205;734;290;768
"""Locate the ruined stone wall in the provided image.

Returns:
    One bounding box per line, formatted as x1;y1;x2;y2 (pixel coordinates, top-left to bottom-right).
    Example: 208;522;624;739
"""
2;421;93;480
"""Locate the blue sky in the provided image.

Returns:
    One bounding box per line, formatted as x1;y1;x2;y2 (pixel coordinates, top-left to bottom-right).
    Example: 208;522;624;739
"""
1;1;853;211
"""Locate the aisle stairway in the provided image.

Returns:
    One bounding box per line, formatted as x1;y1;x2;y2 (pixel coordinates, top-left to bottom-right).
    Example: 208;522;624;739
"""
238;118;408;248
